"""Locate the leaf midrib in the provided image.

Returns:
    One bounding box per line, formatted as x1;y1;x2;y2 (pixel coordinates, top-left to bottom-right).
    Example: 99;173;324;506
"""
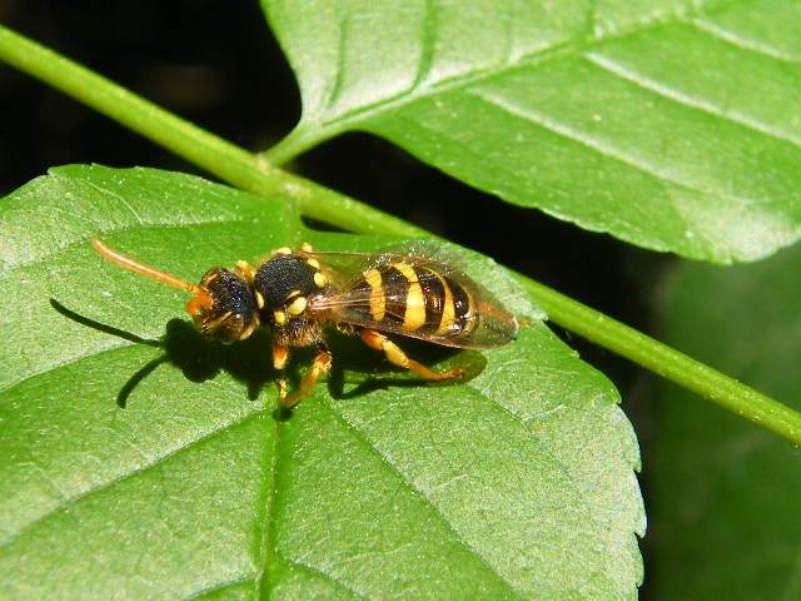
298;370;627;600
1;318;630;600
2;165;638;596
319;397;523;599
255;408;282;600
0;337;143;398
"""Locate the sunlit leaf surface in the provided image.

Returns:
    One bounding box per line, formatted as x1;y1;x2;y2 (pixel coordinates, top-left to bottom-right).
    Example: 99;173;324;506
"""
265;0;801;263
0;165;643;599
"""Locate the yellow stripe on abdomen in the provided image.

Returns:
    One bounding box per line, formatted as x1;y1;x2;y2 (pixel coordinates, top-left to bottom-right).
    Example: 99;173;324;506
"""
436;274;456;335
392;262;426;331
364;268;385;321
461;284;478;335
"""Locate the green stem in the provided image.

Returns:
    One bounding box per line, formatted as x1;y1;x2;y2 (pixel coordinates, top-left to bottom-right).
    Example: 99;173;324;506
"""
0;25;415;238
263;123;337;166
2;23;801;446
520;278;801;444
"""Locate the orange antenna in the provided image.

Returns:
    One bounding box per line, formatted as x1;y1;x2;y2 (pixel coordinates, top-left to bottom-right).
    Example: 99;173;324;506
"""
92;239;198;294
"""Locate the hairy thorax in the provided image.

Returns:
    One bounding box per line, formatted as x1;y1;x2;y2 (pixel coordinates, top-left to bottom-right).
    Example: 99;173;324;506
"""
253;252;330;348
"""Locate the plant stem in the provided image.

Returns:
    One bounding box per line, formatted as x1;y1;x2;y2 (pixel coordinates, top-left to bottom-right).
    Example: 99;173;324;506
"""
0;25;417;238
520;278;801;443
2;24;801;446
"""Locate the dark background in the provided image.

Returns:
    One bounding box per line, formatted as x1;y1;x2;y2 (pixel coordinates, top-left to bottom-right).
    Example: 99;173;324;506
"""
1;0;670;593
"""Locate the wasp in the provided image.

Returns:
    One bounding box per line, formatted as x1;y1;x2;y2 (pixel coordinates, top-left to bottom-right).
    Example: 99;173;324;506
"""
92;239;518;407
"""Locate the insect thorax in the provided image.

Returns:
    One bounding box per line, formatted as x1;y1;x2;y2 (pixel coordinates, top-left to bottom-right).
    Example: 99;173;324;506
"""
253;254;321;310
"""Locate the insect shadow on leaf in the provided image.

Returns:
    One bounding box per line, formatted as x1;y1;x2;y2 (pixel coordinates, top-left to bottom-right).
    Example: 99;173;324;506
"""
324;332;487;399
49;298;483;411
50;299;276;407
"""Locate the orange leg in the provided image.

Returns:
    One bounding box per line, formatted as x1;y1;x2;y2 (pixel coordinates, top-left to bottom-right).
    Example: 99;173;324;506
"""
273;344;290;403
360;329;464;381
282;348;332;408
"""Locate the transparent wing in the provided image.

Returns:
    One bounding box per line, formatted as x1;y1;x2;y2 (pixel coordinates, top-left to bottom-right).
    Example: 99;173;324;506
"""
296;249;378;287
299;242;485;286
303;247;518;349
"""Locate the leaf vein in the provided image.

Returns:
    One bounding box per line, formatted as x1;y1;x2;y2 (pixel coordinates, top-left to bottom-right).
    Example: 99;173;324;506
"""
277;553;369;601
0;339;145;399
468;88;756;210
184;576;253;600
320;399;524;600
691;17;801;64
291;0;735;146
409;0;437;93
585;50;801;149
1;217;252;275
1;411;262;550
79;178;147;226
325;11;351;110
255;414;282;599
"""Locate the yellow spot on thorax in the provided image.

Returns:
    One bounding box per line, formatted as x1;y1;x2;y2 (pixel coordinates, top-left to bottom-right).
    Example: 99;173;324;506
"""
274;309;287;325
314;271;328;287
287;296;307;316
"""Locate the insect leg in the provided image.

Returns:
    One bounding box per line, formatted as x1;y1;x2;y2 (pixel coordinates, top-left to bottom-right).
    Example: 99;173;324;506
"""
282;344;332;408
360;329;464;381
273;344;290;402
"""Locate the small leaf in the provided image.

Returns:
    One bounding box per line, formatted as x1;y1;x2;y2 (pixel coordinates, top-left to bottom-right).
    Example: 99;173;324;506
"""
650;246;801;599
264;0;801;263
0;165;643;598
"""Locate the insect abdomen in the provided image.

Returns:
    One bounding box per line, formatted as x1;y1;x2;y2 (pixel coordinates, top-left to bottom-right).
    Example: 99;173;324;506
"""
357;262;476;338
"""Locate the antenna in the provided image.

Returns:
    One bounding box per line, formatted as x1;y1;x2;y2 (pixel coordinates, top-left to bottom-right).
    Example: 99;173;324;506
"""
92;239;198;293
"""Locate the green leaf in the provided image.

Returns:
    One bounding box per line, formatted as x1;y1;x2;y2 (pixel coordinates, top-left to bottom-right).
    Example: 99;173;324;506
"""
0;165;643;599
263;0;801;264
649;246;801;599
